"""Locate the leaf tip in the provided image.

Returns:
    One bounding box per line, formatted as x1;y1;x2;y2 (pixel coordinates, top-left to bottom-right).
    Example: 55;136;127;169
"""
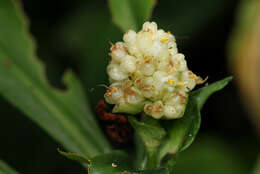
57;148;91;164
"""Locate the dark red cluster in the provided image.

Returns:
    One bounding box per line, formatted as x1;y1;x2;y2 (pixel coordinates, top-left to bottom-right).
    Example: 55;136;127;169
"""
95;100;132;143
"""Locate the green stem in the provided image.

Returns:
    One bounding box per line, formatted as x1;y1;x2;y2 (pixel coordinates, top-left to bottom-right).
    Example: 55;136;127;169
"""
146;149;159;169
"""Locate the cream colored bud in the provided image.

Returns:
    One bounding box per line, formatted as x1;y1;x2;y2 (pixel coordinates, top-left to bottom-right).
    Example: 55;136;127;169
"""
140;63;155;76
104;84;124;104
142;21;157;33
137;32;153;55
107;63;128;81
141;77;155;99
172;53;187;71
164;105;184;119
168;42;178;55
125;87;144;105
144;101;164;119
123;30;137;44
120;55;136;73
110;42;127;63
164;105;177;118
181;71;196;91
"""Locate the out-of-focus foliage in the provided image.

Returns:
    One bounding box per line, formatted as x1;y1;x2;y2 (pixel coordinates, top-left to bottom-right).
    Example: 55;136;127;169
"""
53;2;121;108
0;0;110;158
228;0;260;135
0;160;19;174
173;136;250;174
254;155;260;174
108;0;156;31
152;0;234;43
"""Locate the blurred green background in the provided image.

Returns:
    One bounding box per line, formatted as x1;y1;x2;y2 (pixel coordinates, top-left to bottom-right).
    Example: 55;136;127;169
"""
0;0;259;173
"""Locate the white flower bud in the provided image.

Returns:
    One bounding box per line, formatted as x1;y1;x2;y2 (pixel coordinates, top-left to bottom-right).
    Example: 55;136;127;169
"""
123;30;140;57
136;32;153;55
110;42;127;63
123;30;137;44
104;84;124;104
142;21;157;33
181;71;197;91
171;53;187;71
107;63;128;81
144;101;164;119
164;105;177;118
125;87;144;104
140;77;155;99
168;42;178;55
120;55;136;73
104;21;202;119
140;63;155;76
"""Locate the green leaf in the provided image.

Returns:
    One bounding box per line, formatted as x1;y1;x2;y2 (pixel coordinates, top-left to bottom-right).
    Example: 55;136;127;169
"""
57;148;90;164
158;77;232;167
88;151;133;174
129;116;166;151
53;3;122;108
253;155;260;174
133;134;147;170
0;159;19;174
0;0;110;158
109;0;157;31
88;151;169;174
191;76;233;111
180;76;233;151
129;116;166;169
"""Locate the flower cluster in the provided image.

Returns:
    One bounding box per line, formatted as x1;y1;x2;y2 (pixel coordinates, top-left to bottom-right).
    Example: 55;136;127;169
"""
104;22;203;119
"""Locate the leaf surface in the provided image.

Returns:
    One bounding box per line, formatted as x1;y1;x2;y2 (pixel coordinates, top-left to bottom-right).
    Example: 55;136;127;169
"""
0;0;110;157
88;151;169;174
109;0;156;31
129;116;166;168
0;160;19;174
58;148;90;164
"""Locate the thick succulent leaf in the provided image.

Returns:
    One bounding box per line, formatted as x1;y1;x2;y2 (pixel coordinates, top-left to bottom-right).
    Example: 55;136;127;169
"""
0;159;19;174
0;0;110;157
57;149;90;164
88;151;169;174
109;0;156;31
158;77;232;165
